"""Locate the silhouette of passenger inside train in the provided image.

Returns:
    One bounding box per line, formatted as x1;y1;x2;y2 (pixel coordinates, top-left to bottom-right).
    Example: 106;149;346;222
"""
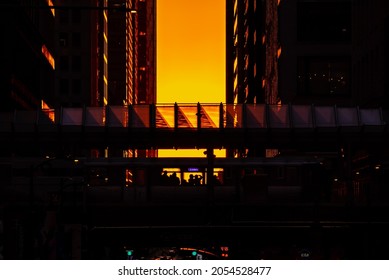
170;172;180;186
188;174;195;186
160;171;169;185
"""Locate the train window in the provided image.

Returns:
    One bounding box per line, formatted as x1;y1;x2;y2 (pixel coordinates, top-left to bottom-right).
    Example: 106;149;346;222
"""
158;167;224;186
160;168;182;186
162;168;181;174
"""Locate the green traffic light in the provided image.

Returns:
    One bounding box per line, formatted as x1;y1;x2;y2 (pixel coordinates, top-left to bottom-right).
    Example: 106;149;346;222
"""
127;250;133;256
192;251;197;256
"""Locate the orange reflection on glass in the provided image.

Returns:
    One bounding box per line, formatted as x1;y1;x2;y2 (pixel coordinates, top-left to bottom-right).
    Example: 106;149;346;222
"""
47;0;55;16
277;46;282;58
155;104;221;129
177;105;197;128
41;45;55;70
156;106;175;128
41;100;55;122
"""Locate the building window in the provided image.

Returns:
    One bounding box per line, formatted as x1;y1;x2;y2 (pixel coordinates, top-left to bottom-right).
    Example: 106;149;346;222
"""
59;9;69;24
59;79;69;95
297;57;351;96
297;1;351;43
72;56;82;72
59;32;68;47
72;32;81;47
71;9;82;24
72;79;82;95
59;56;69;71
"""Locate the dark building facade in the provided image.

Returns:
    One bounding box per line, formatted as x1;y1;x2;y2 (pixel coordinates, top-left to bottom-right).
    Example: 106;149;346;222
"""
223;0;389;259
227;0;389;160
108;0;156;106
54;0;155;107
226;0;280;157
108;0;134;105
279;0;353;105
351;0;389;107
228;0;389;107
226;0;279;106
54;0;108;107
136;0;156;104
0;0;157;260
279;0;389;107
0;0;56;111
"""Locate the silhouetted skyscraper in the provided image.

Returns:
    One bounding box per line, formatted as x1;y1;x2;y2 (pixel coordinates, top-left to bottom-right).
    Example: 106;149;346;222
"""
108;0;156;106
54;0;108;107
226;0;279;106
0;0;56;111
228;0;389;107
279;0;353;106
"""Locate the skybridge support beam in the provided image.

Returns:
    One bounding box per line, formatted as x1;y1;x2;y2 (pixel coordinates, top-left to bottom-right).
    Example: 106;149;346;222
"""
206;147;215;203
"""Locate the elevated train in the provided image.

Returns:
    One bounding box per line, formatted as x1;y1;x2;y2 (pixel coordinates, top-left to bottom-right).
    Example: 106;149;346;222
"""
84;156;326;205
7;154;388;206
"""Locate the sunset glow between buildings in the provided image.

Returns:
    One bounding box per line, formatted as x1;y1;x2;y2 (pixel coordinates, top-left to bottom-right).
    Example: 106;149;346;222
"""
156;0;226;157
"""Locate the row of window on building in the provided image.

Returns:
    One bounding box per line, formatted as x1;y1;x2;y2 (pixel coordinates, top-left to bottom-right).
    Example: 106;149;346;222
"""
59;79;82;96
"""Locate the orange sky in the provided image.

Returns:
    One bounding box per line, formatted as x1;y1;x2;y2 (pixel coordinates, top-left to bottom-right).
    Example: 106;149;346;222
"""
156;0;225;104
156;0;226;157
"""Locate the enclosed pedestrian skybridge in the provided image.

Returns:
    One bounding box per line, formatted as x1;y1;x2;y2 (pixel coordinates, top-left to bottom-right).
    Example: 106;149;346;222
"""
0;103;387;150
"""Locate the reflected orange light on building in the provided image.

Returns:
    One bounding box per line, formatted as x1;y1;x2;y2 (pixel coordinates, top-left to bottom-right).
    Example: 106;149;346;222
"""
47;0;55;17
157;0;225;158
277;46;282;58
41;44;55;70
41;100;55;122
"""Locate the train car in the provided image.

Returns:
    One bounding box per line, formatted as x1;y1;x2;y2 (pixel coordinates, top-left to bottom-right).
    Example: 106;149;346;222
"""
84;156;326;205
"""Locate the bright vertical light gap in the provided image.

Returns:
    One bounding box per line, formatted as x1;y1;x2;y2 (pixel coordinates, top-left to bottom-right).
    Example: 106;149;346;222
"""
156;0;225;104
157;0;225;157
